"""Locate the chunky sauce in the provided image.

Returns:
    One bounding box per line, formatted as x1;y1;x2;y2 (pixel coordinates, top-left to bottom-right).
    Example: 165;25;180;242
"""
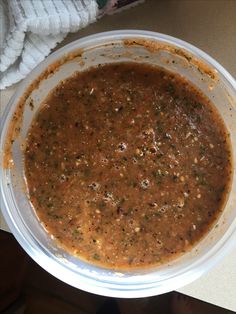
24;63;232;269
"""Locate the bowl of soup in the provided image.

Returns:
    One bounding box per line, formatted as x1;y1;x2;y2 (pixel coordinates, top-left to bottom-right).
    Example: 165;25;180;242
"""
1;30;236;297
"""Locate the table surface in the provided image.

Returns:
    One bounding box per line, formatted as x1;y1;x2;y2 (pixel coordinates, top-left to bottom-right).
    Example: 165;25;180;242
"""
1;0;236;311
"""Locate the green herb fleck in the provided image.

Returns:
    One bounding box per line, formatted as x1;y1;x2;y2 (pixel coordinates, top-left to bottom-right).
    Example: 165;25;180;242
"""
93;253;100;260
166;84;175;94
144;214;150;221
72;229;80;237
152;171;164;184
47;212;62;219
98;201;106;209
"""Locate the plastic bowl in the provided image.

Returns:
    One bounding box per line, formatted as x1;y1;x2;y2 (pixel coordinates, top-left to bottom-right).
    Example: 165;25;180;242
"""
1;30;236;298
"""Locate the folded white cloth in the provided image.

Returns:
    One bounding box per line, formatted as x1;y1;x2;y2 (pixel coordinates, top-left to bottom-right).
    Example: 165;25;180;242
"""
0;0;98;90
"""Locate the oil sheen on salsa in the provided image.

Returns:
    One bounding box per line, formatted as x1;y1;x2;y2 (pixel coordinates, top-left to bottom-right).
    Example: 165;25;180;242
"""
24;62;232;269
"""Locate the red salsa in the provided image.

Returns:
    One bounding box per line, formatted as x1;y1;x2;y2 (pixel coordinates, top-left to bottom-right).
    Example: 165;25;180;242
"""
24;62;232;269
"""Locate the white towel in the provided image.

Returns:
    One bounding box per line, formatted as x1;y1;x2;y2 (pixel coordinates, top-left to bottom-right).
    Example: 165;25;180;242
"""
0;0;98;90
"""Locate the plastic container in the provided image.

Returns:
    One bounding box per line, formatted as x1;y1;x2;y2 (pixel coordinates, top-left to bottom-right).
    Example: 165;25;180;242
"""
1;30;236;298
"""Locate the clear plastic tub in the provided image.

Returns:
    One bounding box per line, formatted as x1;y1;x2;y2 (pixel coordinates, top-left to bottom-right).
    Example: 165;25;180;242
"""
1;30;236;297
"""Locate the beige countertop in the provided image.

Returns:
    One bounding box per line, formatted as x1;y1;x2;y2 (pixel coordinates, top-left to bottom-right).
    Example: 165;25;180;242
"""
1;0;236;311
